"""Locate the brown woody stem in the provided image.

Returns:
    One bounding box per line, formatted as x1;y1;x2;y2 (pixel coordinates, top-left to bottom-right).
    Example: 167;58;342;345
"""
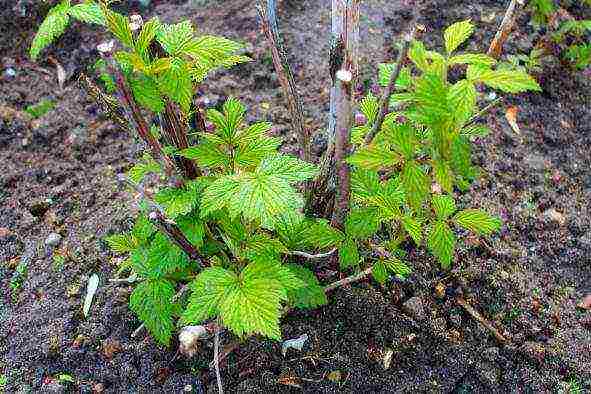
487;0;523;59
257;0;311;163
364;27;416;145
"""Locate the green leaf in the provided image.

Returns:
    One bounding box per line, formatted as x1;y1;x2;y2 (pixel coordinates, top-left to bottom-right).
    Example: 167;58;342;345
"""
402;216;422;245
461;124;490;138
384;123;417;159
158;58;193;112
104;8;133;47
414;72;449;123
450;135;475;183
448;79;476;125
345;207;381;240
129;279;176;346
408;40;429;71
104;233;138;253
184;35;244;66
201;155;315;229
339;238;360;269
453;209;502;235
367;178;405;220
30;1;71;61
378;64;412;89
477;70;542;93
372;261;388;284
129;74;165;113
68;2;105;25
182;267;237;325
402;161;430;212
257;154;318;183
432;194;456;219
286;264;327;309
219;262;284;339
449;53;496;67
384;258;412;278
180;142;230;170
135;17;160;58
154;187;198;219
177;214;205;248
300;220;345;249
351;168;380;201
156;21;194;56
145;233;190;277
444;20;474;54
358;93;379;124
433;160;454;193
347;144;401;171
428;221;456;268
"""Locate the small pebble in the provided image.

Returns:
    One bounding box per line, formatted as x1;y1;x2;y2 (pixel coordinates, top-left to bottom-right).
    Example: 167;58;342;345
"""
45;232;62;247
4;68;16;78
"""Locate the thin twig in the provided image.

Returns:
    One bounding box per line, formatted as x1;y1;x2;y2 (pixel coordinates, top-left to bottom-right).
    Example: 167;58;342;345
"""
463;98;503;128
456;296;510;344
289;248;337;259
119;175;203;265
364;27;416;145
257;0;310;163
324;267;373;292
487;0;524;59
213;322;224;394
132;284;190;338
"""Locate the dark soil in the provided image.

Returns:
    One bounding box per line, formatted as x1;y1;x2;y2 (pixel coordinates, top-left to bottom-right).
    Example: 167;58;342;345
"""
1;0;590;392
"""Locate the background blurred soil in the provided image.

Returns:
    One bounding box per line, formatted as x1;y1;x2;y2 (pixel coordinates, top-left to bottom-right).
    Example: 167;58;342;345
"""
0;0;590;392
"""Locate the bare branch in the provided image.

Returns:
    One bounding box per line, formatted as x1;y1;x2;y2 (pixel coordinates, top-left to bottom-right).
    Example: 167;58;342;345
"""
364;27;416;145
325;267;373;292
257;0;311;163
289;248;337;259
213;322;224;394
487;0;524;59
456;296;510;344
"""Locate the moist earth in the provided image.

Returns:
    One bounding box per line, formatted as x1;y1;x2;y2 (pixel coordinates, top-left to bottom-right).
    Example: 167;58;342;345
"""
1;0;590;392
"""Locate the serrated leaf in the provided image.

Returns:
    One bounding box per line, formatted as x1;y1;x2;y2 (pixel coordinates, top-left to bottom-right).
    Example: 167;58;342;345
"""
359;93;379;124
345;207;381;240
372;261;388;284
158;58;193;112
201;156;315;229
156;21;194;56
449;53;496;66
286;264;328;309
453;209;502;235
409;40;429;71
129;74;165;113
448;79;476;125
414;72;449;123
68;2;105;25
384;123;417;159
433;160;454;193
135;17;160;58
347;144;401;171
402;161;429;212
339;238;360;269
450;135;475;183
130;279;176;346
146;233;190;277
402;216;422;245
300;220;345;249
444;20;474;54
461;124;490;138
477;70;542;93
30;1;71;61
104;8;133;47
182;267;236;325
383;258;411;278
378;64;412;89
180;143;230;169
432;195;456;219
428;221;456;268
105;233;138;253
351;168;380;201
154;186;198;219
177;213;205;248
